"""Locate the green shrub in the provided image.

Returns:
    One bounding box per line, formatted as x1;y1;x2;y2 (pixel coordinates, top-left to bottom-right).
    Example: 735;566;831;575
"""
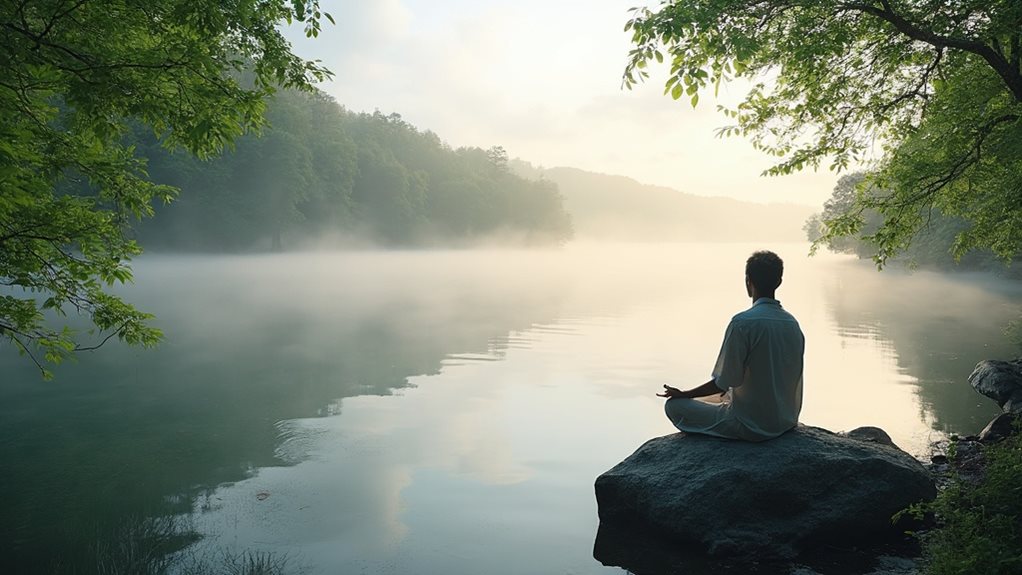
904;430;1022;575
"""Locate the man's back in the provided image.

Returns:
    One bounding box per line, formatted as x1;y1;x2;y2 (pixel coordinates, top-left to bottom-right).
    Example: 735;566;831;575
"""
660;250;805;442
715;298;805;440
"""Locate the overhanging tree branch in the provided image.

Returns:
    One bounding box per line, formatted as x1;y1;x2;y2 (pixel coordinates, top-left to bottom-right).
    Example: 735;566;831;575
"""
1;0;335;377
841;0;1022;101
892;113;1019;208
625;0;1022;263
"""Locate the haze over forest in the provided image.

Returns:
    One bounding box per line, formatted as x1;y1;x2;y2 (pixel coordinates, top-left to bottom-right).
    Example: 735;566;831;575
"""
114;85;813;252
513;163;813;243
7;1;1022;573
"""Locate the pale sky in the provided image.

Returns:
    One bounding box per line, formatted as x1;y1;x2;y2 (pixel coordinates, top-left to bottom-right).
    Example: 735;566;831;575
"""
285;1;842;208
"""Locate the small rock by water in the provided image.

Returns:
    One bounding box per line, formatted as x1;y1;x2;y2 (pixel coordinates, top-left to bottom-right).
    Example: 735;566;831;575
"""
979;412;1020;442
594;425;936;562
842;426;895;447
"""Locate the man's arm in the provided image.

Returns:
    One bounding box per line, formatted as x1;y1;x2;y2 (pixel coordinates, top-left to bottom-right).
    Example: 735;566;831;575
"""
657;380;725;399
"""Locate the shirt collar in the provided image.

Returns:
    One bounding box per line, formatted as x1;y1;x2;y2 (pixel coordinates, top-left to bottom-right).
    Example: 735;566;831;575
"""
753;297;781;307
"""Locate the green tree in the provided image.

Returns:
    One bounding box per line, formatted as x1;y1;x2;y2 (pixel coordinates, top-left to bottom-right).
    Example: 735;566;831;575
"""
352;147;427;243
134;88;358;251
0;0;332;376
124;95;571;250
802;213;825;244
810;172;1022;274
233;124;313;250
624;0;1022;265
291;91;359;238
815;172;880;257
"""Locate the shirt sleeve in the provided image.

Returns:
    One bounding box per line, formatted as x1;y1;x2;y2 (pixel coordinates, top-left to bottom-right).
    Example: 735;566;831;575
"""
711;319;749;391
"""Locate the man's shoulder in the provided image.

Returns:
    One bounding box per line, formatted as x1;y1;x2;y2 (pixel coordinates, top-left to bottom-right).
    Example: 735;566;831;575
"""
727;308;758;332
731;304;800;325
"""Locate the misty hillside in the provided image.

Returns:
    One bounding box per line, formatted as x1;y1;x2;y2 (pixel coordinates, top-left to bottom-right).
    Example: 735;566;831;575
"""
513;163;814;242
125;89;573;251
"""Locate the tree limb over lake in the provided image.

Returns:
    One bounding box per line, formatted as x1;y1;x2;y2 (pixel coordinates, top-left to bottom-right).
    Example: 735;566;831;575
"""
0;0;332;377
624;0;1022;266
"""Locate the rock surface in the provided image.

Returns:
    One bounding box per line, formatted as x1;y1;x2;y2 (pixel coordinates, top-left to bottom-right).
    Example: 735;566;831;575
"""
594;425;936;560
968;359;1022;413
843;426;896;448
979;412;1019;442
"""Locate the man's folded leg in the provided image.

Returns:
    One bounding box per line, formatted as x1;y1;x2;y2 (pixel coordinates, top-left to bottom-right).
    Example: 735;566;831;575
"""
664;397;729;434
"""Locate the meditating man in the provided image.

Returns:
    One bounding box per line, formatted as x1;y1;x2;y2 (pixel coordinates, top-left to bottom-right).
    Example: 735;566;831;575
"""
658;250;805;441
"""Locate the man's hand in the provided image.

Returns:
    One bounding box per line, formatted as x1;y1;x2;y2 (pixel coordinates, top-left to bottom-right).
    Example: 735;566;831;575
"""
656;380;726;400
657;384;684;399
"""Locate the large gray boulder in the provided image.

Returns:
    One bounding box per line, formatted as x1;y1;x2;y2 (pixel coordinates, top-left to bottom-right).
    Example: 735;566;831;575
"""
594;426;936;560
969;359;1022;413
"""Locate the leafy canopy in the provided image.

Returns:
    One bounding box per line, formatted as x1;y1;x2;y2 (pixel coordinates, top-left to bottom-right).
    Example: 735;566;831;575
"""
624;0;1022;265
0;0;331;377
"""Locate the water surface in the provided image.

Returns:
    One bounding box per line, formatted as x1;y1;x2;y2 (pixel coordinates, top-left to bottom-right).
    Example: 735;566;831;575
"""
1;243;1018;573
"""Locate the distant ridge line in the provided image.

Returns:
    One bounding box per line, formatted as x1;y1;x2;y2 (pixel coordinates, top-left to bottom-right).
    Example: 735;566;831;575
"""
510;162;814;243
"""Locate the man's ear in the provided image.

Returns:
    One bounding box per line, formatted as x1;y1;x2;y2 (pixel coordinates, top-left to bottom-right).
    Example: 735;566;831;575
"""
777;277;783;288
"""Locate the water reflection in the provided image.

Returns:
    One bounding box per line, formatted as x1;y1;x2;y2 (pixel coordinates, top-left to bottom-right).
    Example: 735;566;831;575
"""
819;263;1017;436
0;251;578;571
592;521;919;575
1;244;1019;574
183;319;643;574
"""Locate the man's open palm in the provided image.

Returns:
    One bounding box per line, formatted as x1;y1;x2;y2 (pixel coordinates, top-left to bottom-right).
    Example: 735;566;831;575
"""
657;385;683;398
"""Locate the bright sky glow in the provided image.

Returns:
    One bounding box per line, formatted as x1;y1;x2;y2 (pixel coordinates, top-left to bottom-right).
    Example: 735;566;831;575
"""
286;1;843;208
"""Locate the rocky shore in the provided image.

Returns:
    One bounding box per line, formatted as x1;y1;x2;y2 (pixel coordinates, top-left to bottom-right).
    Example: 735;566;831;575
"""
593;358;1022;575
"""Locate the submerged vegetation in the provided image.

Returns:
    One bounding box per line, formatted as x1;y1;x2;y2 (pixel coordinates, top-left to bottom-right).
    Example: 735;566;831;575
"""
87;515;296;575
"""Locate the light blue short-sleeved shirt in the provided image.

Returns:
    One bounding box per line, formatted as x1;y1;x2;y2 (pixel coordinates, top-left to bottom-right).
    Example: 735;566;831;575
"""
710;297;805;440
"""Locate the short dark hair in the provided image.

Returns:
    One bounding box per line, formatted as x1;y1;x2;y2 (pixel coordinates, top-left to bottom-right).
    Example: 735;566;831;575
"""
746;251;783;293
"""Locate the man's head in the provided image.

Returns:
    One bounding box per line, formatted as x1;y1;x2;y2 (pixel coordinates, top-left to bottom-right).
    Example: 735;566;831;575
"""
745;251;783;299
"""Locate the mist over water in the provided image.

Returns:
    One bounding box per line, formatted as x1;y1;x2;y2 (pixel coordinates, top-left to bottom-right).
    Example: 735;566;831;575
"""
2;242;1018;573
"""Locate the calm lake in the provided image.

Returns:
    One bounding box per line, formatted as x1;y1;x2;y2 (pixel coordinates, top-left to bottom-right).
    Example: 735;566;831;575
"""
2;242;1019;574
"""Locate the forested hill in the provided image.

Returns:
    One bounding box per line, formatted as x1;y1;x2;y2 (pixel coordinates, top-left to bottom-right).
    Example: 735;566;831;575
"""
130;89;573;251
512;163;814;242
